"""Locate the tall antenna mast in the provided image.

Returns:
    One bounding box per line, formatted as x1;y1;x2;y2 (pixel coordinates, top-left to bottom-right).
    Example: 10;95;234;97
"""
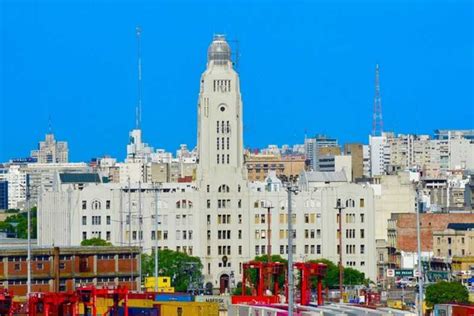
372;64;383;136
136;26;143;130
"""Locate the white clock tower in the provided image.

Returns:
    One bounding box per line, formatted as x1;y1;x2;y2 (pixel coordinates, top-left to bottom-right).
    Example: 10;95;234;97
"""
196;35;246;185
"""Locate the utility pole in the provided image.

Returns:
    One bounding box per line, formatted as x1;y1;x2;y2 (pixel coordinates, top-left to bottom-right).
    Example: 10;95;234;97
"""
26;178;31;296
416;184;424;316
154;182;160;292
138;180;142;291
335;198;346;303
128;177;133;290
286;184;297;315
266;204;274;290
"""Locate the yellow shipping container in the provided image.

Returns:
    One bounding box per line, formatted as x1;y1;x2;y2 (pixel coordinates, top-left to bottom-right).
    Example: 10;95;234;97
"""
387;300;403;309
145;276;175;293
158;301;219;316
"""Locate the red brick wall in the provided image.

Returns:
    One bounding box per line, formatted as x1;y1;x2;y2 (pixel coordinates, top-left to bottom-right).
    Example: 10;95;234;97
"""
397;213;474;252
96;259;115;274
118;259;136;273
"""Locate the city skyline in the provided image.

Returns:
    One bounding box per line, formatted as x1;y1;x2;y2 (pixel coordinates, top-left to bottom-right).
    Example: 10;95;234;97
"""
1;0;473;162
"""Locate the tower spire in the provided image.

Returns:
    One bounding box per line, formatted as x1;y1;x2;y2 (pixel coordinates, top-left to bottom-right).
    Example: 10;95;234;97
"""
372;64;383;136
136;26;142;130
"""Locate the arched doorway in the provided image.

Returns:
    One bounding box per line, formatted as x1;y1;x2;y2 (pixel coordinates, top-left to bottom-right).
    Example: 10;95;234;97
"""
219;274;230;294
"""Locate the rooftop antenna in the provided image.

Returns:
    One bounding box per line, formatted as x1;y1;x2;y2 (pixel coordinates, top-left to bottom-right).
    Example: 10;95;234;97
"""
48;115;53;134
228;38;240;69
372;64;383;136
136;26;143;130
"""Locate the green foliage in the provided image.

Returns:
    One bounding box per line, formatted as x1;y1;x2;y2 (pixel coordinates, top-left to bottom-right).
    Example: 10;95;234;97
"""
308;259;368;288
0;207;37;239
232;281;251;295
80;238;112;246
141;249;203;292
425;281;469;307
5;209;20;213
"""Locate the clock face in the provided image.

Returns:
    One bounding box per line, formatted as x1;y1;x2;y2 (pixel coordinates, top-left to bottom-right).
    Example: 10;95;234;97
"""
220;106;226;112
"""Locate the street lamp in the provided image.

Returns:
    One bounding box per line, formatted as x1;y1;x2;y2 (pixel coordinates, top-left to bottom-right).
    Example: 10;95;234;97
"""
286;183;298;315
154;182;161;292
335;198;346;303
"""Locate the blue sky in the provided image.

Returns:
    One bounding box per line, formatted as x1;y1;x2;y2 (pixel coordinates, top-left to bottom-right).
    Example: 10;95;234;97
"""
1;0;473;162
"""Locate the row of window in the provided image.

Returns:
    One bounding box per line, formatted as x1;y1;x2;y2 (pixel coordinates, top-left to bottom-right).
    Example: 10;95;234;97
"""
82;215;112;226
216;137;230;150
217;154;230;164
216;120;231;133
82;200;111;210
82;231;111;241
213;80;231;93
208;184;242;193
337;213;365;224
207;199;242;209
207;214;242;225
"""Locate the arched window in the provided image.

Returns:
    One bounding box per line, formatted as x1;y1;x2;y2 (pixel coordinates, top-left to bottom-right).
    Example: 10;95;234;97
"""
218;184;230;193
91;200;101;210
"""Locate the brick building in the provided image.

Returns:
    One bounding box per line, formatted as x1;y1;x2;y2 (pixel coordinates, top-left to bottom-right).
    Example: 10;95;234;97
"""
245;153;306;182
0;246;140;295
395;213;474;252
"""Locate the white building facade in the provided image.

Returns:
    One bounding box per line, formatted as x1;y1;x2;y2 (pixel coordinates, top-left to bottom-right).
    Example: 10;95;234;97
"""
38;35;377;290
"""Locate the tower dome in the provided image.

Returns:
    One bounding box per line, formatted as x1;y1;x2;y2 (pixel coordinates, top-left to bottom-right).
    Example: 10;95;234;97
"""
207;34;231;64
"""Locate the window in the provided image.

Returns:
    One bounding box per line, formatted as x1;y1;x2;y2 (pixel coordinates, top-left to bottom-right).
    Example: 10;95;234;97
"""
227;137;229;150
317;245;321;254
238;214;242;223
106;216;111;225
217;137;220;150
360;245;365;254
82;232;87;240
106;200;111;209
304;214;309;223
217;155;219;164
106;231;111;241
227;155;230;164
359;198;365;208
217;121;219;133
207;200;211;208
207;185;210;193
91;200;101;210
360;214;365;223
207;246;211;256
207;214;211;225
238;245;242;255
82;200;87;210
360;229;365;239
37;263;44;270
92;216;101;225
82;216;87;225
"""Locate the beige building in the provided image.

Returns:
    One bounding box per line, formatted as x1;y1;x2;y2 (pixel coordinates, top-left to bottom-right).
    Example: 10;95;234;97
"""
433;223;474;258
371;172;417;241
245;153;306;182
31;133;68;164
344;144;364;180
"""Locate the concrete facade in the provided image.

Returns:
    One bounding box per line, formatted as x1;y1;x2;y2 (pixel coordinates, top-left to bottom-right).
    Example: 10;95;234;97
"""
38;36;378;290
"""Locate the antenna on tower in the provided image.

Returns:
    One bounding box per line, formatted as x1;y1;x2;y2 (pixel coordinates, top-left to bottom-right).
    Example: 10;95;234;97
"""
48;115;53;134
136;26;143;130
372;64;383;136
229;38;240;69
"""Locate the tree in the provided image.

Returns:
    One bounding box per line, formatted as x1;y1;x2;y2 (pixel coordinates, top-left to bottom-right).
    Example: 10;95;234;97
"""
80;238;112;246
0;207;37;239
425;281;469;307
308;259;369;288
141;249;203;292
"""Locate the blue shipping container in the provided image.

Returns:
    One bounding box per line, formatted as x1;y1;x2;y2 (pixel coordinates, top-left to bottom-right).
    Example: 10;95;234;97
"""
154;294;194;302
